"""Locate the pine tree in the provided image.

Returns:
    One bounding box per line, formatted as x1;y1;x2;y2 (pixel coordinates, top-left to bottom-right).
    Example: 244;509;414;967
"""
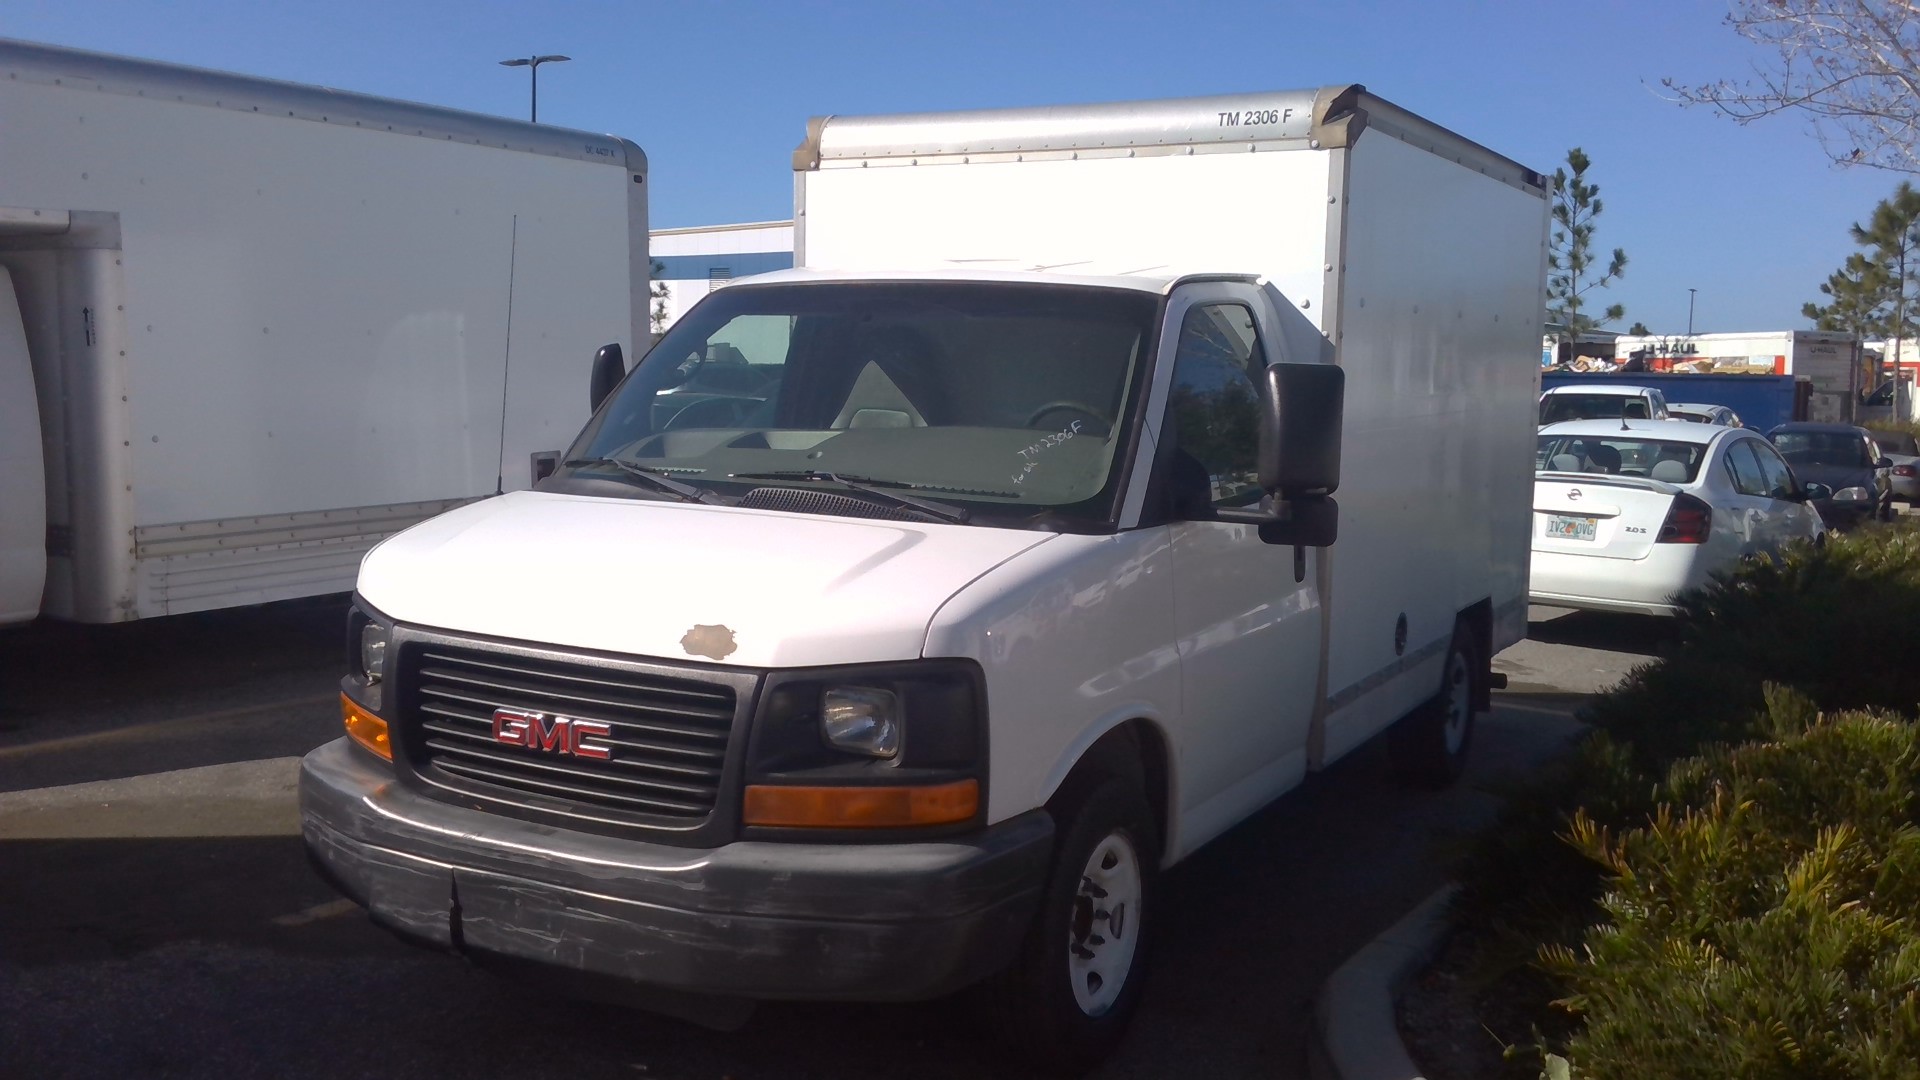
1803;252;1893;336
1548;148;1628;341
1851;183;1920;415
649;259;672;334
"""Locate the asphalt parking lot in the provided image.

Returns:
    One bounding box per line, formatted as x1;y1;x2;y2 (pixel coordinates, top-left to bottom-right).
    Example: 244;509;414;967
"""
0;600;1652;1080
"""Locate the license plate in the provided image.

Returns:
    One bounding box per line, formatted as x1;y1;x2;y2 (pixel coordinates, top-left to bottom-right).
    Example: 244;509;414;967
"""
1546;514;1598;541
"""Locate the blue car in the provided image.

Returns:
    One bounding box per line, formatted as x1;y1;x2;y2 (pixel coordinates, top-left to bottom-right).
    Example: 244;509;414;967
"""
1766;423;1895;527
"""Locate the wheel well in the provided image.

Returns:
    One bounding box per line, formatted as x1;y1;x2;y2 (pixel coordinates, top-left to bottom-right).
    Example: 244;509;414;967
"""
1047;720;1171;854
1457;599;1494;712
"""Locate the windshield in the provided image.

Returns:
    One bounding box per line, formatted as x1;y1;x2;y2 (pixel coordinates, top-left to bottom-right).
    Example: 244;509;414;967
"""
1772;431;1869;468
1539;392;1652;424
565;281;1159;528
1536;435;1707;482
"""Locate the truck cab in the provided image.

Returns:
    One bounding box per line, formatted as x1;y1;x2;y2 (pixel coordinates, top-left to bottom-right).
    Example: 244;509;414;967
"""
300;86;1545;1069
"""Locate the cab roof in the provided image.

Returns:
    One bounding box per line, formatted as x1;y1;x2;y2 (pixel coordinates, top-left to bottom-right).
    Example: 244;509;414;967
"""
1539;384;1660;396
730;266;1260;295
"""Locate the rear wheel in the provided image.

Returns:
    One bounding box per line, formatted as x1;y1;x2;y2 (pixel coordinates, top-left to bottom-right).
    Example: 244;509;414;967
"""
1390;622;1479;788
988;776;1157;1074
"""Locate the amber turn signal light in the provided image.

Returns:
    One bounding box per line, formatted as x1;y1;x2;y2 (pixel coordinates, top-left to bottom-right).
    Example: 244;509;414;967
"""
341;694;392;761
742;779;978;828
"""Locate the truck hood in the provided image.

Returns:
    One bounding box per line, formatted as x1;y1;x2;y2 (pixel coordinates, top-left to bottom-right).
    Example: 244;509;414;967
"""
357;491;1055;668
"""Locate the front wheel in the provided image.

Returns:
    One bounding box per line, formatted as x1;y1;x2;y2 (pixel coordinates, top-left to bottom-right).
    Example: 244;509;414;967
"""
1390;622;1479;788
988;776;1157;1074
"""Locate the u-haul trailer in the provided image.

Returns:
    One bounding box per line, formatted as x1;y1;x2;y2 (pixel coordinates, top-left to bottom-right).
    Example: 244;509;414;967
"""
0;38;648;624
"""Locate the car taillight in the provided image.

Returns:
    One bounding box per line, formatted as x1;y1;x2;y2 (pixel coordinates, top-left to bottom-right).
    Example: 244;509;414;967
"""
1896;464;1918;478
1657;493;1711;544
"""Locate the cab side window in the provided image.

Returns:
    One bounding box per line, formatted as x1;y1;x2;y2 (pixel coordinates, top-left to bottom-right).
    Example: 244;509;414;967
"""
1624;399;1649;419
1750;440;1799;500
1167;302;1264;510
1724;440;1770;497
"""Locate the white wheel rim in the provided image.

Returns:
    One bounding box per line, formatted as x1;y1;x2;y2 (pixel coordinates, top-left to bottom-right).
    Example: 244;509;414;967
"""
1441;649;1472;757
1067;830;1143;1017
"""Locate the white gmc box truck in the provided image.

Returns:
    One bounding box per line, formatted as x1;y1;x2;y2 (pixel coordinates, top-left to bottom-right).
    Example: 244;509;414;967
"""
0;39;648;625
301;86;1546;1069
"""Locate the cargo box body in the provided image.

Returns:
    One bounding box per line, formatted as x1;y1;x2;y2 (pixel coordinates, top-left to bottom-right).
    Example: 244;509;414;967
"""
794;86;1547;768
0;39;648;622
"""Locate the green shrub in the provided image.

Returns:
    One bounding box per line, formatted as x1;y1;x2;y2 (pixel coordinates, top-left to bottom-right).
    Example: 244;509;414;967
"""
1461;525;1920;933
1451;523;1920;1073
1664;526;1920;717
1864;419;1920;444
1544;696;1920;1078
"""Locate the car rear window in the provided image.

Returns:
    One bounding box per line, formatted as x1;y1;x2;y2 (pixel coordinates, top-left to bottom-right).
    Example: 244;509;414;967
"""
1539;393;1651;424
1772;431;1870;468
1536;435;1706;482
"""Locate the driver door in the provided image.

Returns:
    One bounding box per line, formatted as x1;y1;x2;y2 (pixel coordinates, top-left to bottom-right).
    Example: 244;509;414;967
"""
1157;283;1322;849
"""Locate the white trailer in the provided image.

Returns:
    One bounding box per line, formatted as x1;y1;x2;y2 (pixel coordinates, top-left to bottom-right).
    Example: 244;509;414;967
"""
0;39;648;624
301;86;1545;1068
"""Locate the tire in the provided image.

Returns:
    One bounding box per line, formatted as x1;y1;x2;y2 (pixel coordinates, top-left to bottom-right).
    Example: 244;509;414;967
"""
988;776;1158;1075
1390;622;1479;789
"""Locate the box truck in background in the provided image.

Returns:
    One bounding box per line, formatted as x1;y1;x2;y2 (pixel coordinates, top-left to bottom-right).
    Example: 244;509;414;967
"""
0;39;648;625
301;86;1546;1068
1611;330;1858;423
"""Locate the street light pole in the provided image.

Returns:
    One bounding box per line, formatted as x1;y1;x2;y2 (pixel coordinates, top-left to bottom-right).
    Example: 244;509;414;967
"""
1687;288;1696;336
498;55;571;123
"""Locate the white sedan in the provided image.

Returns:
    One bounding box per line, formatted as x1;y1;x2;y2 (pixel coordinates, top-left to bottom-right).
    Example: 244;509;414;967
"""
1530;420;1827;616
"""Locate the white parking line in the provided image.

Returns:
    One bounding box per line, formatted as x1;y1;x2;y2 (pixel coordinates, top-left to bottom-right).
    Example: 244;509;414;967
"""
270;898;359;927
0;694;334;760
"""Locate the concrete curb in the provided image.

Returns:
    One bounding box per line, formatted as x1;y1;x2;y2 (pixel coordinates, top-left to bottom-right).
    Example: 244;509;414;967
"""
1307;883;1459;1080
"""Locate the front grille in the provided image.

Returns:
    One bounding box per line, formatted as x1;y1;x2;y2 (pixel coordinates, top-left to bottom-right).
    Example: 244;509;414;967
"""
403;644;737;822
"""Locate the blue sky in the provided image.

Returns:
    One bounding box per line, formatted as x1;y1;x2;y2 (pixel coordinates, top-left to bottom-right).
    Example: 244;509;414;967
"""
2;0;1901;332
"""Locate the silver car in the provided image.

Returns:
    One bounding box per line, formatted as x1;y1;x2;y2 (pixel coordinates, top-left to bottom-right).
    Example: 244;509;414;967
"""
1667;402;1742;427
1871;428;1920;506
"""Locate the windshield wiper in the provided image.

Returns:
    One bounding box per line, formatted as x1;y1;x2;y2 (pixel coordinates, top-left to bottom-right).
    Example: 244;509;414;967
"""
564;458;724;505
727;470;973;524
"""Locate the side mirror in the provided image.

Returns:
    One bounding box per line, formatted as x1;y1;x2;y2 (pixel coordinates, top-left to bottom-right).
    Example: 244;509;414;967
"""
1259;496;1338;548
1256;362;1344;495
1215;363;1344;546
529;450;560;485
590;343;626;411
1802;482;1833;501
1876;457;1896;470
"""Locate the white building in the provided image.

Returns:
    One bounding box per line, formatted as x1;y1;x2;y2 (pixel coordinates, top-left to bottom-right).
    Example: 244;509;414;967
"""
648;220;794;331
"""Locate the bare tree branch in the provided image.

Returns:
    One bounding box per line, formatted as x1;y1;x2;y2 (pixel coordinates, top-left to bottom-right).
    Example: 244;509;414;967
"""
1666;1;1920;172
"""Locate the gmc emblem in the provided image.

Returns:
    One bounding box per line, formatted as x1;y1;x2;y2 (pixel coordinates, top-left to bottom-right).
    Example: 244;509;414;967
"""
491;708;614;760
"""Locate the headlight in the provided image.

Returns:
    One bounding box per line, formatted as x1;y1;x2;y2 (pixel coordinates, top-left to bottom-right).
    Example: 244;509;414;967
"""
1834;486;1873;501
342;599;394;761
744;660;985;831
821;686;901;758
359;621;390;683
